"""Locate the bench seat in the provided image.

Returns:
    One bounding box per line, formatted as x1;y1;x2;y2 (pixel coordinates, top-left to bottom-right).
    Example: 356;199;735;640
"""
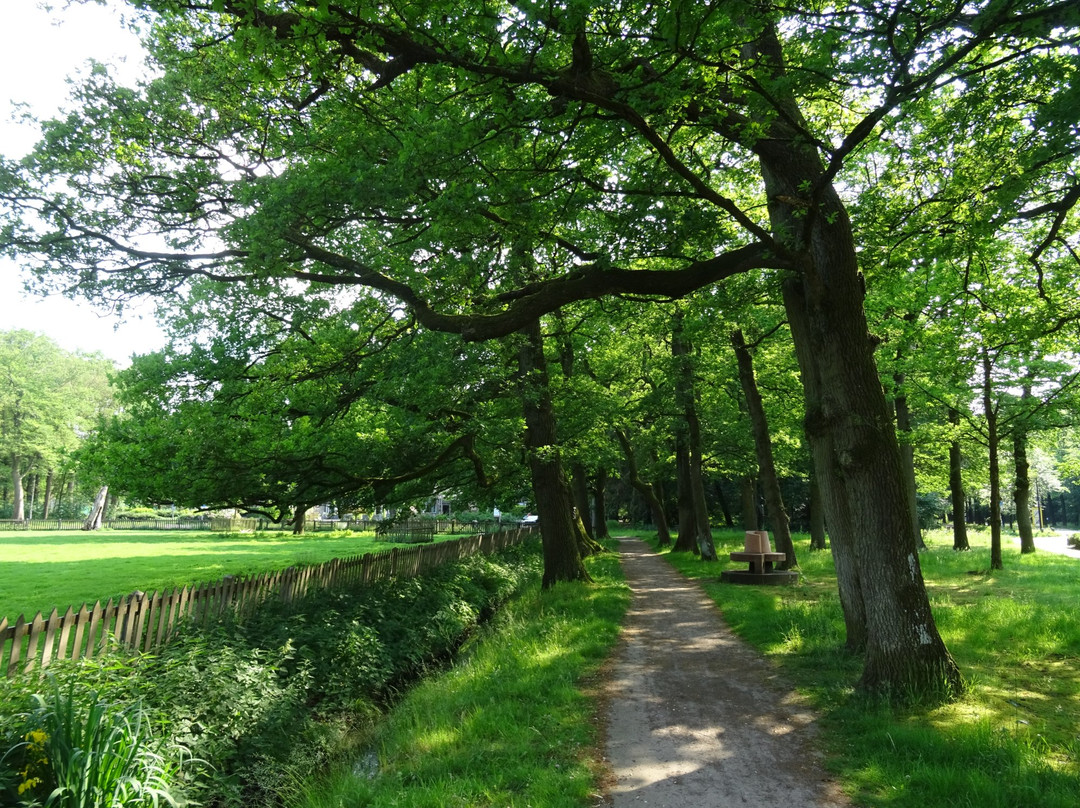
728;551;786;575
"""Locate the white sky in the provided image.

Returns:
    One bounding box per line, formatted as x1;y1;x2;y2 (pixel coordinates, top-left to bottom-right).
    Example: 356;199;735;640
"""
1;0;166;365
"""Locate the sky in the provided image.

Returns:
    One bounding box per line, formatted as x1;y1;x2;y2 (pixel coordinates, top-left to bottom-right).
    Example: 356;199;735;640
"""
1;0;166;365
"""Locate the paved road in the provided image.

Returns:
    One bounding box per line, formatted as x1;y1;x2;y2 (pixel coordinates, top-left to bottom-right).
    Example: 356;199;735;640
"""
602;537;847;807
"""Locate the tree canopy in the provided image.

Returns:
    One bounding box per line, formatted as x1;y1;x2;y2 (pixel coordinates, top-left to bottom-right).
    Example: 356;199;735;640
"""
2;0;1078;697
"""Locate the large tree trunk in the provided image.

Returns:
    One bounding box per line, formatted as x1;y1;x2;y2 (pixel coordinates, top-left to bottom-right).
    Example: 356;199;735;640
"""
784;279;867;652
671;313;717;561
757;19;959;695
616;428;672;546
10;455;25;521
83;485;108;530
519;320;591;588
731;329;796;569
1013;432;1036;554
893;374;926;550
808;470;827;550
982;352;1003;570
948;407;970;551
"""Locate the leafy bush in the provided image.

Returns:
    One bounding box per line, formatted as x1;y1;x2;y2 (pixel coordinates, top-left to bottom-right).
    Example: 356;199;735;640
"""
1;541;542;808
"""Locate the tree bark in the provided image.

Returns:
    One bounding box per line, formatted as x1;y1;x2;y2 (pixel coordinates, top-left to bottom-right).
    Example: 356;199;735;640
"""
592;467;611;540
948;407;970;551
982;352;1003;570
571;463;594;540
616;428;672;546
714;480;735;528
893;374;926;550
1013;432;1036;554
83;485;108;530
10;455;25;521
292;506;307;534
519;320;592;588
784;279;866;652
739;475;759;531
673;433;699;552
42;469;54;520
27;473;39;520
809;470;827;550
731;329;797;569
671;313;717;561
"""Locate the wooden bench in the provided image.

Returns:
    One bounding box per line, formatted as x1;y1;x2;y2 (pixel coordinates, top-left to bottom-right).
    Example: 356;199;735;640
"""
727;530;787;574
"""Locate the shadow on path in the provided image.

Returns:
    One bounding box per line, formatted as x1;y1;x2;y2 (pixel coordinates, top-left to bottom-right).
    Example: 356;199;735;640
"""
602;537;848;807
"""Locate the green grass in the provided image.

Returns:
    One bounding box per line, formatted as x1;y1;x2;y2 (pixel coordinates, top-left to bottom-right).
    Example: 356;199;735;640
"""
644;525;1080;808
286;548;630;808
0;528;470;622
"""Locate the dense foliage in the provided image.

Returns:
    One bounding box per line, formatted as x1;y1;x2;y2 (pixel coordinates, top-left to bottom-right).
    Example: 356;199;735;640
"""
0;330;116;520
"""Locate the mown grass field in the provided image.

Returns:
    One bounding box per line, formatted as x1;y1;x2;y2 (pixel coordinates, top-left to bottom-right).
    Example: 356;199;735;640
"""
653;525;1080;808
0;528;468;622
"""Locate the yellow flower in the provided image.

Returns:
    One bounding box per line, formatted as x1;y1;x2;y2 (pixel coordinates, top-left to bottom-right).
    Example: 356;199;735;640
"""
18;776;42;795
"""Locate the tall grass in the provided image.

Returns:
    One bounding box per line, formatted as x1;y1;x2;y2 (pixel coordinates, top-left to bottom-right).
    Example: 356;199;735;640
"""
5;679;192;808
287;549;629;808
650;526;1080;807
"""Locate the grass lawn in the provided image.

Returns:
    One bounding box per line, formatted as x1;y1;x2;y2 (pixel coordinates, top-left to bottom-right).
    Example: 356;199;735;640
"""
0;528;468;622
650;525;1080;808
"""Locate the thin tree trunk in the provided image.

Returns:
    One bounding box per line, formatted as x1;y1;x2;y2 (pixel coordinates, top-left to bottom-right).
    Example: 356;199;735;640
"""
42;469;54;520
592;467;611;540
672;313;717;561
731;328;797;569
1013;432;1036;554
739;475;759;531
714;480;735;527
27;473;39;520
983;352;1003;570
616;428;672;546
809;469;827;550
673;433;698;552
519;320;591;587
948;408;970;551
893;375;926;550
571;463;594;540
83;485;108;530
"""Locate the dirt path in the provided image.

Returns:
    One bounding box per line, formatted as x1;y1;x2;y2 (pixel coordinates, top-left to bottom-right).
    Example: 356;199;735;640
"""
601;537;848;807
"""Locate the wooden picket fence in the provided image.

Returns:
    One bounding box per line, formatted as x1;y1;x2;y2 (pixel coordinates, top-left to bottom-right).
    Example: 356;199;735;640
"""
1;526;537;679
0;518;209;531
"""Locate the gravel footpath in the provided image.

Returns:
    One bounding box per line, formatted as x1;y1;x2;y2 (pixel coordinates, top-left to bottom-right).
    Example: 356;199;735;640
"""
600;537;849;807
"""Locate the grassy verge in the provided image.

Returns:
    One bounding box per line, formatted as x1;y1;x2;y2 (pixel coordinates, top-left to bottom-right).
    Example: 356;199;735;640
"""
0;528;474;622
288;547;630;808
642;526;1080;807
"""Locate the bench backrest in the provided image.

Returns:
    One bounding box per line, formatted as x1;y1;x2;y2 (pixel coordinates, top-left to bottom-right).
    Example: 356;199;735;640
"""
743;530;772;553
